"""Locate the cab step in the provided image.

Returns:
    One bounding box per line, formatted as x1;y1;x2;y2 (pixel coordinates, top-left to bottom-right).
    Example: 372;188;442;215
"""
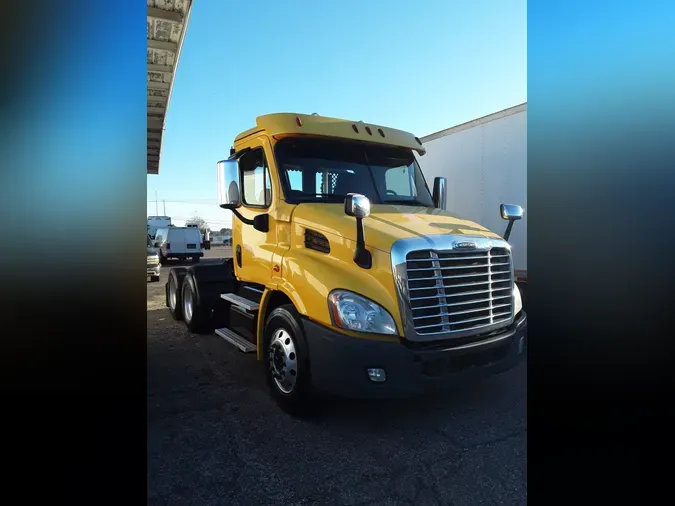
220;293;260;313
215;327;257;353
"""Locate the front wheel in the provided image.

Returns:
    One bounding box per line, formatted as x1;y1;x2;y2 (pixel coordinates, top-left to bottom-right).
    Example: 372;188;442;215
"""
263;305;314;415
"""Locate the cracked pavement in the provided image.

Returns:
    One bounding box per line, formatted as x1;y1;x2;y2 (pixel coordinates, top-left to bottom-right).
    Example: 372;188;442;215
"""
147;250;527;505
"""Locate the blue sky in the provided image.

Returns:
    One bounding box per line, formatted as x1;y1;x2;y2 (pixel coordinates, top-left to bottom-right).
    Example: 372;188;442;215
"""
148;0;526;229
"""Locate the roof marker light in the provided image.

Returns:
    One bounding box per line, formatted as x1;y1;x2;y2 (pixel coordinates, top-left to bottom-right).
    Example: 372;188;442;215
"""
415;136;422;145
296;117;303;127
352;124;359;133
365;126;372;135
378;128;385;138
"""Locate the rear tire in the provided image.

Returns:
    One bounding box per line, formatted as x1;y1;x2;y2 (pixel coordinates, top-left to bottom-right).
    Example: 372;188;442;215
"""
181;273;213;334
167;268;187;321
263;305;314;416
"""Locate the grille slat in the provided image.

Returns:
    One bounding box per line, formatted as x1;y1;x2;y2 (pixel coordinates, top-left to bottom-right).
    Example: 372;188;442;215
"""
412;293;513;312
413;305;494;320
411;272;493;282
405;247;514;335
409;286;509;301
408;264;489;272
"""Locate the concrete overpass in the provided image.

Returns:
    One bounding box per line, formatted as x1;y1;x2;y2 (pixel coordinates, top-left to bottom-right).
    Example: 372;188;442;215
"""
147;0;194;175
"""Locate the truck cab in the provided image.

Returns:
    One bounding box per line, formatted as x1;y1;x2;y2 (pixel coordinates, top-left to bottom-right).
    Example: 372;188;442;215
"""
165;113;527;413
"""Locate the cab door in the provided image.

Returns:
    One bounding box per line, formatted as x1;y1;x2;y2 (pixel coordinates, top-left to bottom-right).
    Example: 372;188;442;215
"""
232;135;276;287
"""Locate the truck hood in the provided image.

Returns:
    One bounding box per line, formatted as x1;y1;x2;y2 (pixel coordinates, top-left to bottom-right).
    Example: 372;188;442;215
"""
292;204;502;253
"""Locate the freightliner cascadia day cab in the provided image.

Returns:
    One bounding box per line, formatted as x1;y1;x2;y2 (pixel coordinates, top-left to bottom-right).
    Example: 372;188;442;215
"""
165;113;527;413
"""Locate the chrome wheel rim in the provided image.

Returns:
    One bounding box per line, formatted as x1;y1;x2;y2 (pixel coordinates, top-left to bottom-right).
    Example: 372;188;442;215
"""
169;278;177;310
268;329;298;394
183;285;193;323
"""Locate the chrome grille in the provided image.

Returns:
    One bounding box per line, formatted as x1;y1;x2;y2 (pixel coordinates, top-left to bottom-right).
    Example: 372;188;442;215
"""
405;248;513;335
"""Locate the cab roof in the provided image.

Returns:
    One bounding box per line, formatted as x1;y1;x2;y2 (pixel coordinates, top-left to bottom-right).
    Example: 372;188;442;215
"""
234;113;426;155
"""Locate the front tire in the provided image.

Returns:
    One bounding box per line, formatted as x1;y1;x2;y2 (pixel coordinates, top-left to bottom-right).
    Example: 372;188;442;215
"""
263;305;313;415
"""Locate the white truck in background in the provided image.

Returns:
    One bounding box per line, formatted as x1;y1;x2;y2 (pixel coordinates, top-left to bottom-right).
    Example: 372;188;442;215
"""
418;103;527;285
147;216;172;239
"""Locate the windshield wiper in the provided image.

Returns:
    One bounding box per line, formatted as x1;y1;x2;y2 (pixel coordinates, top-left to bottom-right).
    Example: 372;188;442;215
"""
383;199;428;207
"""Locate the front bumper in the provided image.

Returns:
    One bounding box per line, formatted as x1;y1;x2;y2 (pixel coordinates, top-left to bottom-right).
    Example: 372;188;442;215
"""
147;264;160;276
303;311;527;399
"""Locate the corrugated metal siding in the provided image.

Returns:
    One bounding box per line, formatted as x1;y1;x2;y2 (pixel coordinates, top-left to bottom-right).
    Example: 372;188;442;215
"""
418;107;527;277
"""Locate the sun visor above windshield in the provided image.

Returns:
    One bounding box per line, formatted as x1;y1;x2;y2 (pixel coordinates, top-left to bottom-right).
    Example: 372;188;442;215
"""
255;113;426;155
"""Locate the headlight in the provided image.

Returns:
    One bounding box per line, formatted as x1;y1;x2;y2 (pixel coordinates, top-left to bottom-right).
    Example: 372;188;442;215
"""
148;256;159;265
328;290;397;335
514;284;523;316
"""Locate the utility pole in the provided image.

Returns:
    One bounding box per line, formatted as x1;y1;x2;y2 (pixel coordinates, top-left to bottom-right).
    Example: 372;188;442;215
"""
155;189;159;215
163;200;166;215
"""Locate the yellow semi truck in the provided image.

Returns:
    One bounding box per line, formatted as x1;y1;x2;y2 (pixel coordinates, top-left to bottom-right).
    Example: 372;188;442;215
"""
165;112;527;413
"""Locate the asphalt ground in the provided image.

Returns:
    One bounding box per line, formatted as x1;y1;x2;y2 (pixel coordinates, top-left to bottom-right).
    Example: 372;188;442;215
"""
147;246;527;505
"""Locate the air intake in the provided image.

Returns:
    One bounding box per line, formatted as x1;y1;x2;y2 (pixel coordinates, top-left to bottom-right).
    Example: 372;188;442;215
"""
304;229;330;254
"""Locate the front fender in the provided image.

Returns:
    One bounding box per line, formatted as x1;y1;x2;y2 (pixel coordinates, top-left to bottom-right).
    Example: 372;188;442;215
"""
278;230;402;343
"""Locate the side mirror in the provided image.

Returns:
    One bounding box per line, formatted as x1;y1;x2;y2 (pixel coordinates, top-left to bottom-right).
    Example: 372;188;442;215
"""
500;204;523;221
344;193;371;218
217;159;242;209
500;204;524;241
432;177;447;210
344;193;372;269
217;155;269;233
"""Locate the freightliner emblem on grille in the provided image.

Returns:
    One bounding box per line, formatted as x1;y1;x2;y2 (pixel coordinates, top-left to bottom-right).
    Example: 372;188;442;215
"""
453;241;477;249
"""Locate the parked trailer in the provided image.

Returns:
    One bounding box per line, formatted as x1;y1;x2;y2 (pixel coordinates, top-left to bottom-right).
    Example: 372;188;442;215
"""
418;104;527;284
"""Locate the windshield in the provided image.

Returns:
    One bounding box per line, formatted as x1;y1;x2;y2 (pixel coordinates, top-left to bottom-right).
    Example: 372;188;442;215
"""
274;137;434;206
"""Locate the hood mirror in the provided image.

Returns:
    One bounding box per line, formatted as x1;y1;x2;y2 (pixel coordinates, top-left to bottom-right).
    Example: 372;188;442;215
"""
344;193;372;269
432;177;447;210
500;204;524;241
500;204;523;221
344;193;371;218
